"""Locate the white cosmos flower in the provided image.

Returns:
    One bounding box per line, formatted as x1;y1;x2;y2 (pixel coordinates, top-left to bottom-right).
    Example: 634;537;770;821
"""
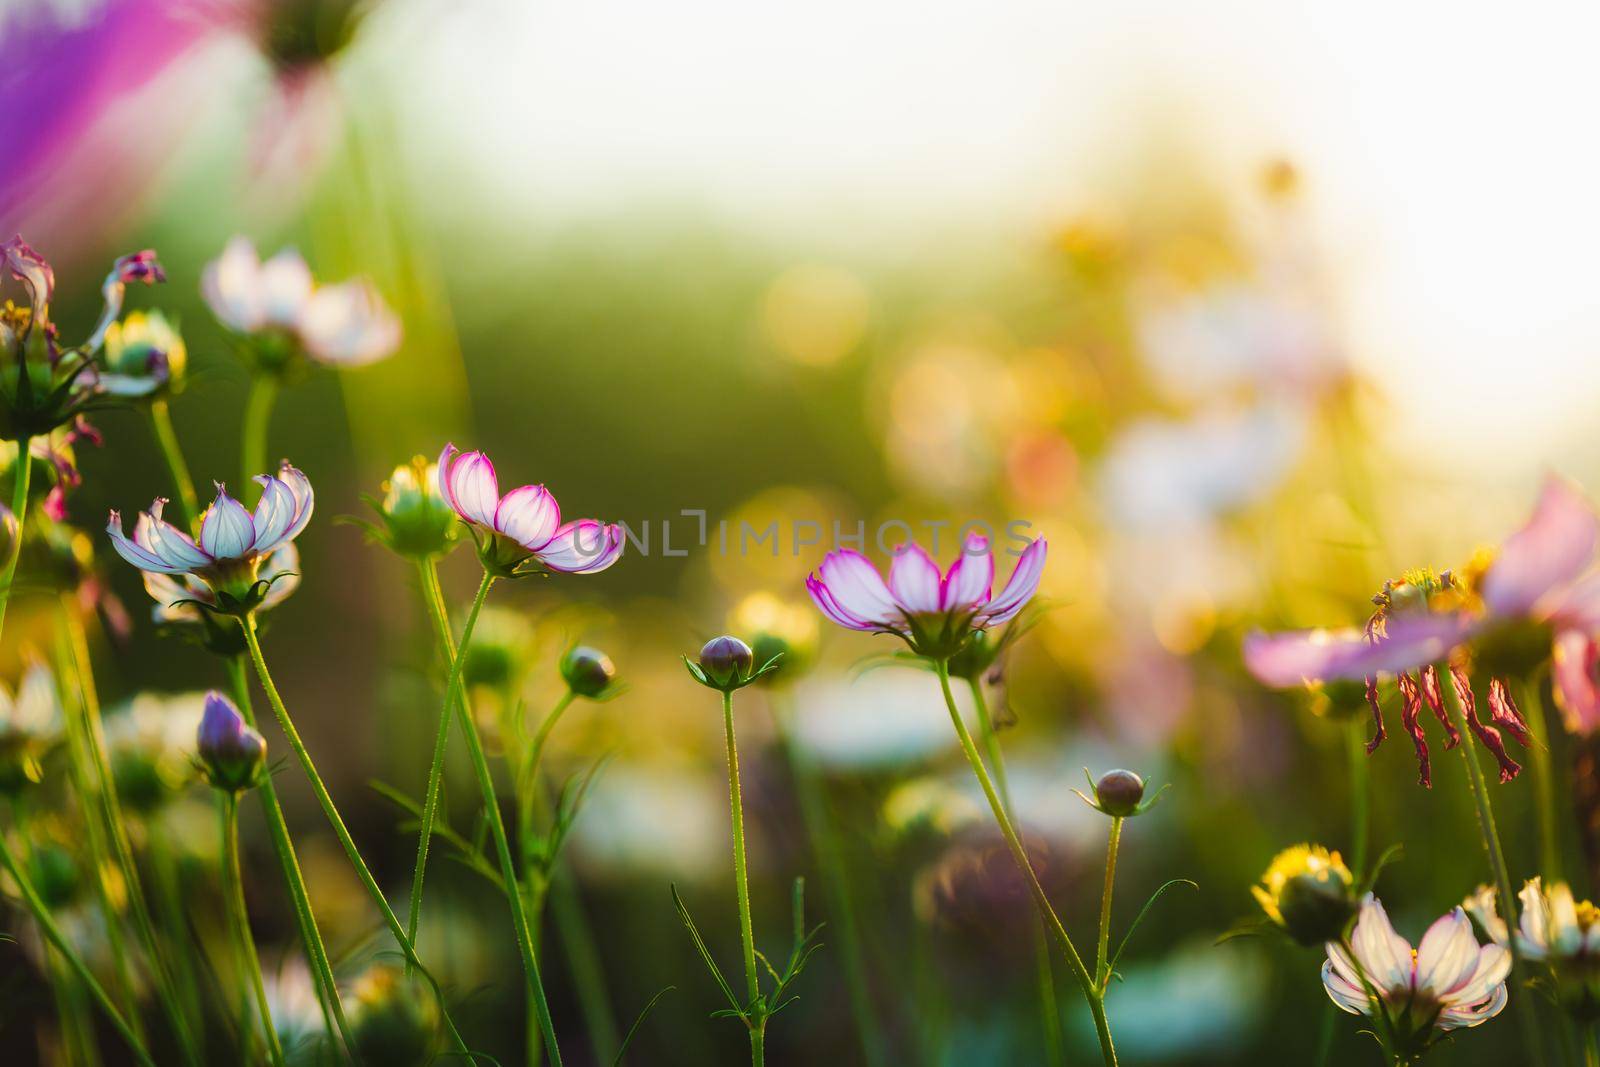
1469;877;1600;1019
1322;895;1509;1055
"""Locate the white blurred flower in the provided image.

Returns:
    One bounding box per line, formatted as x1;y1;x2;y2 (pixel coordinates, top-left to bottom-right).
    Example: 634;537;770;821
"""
789;669;970;773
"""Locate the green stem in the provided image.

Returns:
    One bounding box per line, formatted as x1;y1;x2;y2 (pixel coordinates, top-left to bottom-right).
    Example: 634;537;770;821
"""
224;655;354;1055
520;692;575;815
1096;817;1123;986
722;690;760;1009
1347;718;1370;878
0;432;33;646
773;693;887;1067
1519;678;1561;881
60;601;200;1066
1584;1024;1598;1067
148;399;200;529
406;557;457;956
240;375;279;505
239;613;472;1057
0;832;156;1066
1440;667;1547;1067
934;659;1116;1067
409;571;563;1066
968;677;1064;1064
547;864;623;1064
221;792;286;1067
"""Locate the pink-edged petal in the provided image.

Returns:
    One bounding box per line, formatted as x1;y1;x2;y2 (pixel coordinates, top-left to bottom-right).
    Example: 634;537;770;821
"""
1350;895;1414;991
1243;628;1370;687
941;534;994;611
137;500;211;570
3;236;54;313
437;444;463;513
1319;959;1370;1016
889;542;943;614
1483;476;1600;618
1442;944;1512;1009
1437;982;1507;1030
1416;908;1480;998
200;487;255;559
817;550;898;626
107;510;186;574
494;484;561;551
1553;629;1600;735
272;462;314;544
981;537;1047;625
248;471;296;553
1548;570;1600;630
537;520;624;574
446;450;499;529
807;575;879;631
1248;614;1474;686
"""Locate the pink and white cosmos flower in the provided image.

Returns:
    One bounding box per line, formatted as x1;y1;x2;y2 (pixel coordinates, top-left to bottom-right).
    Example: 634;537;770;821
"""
437;444;624;577
806;534;1046;658
1323;895;1509;1054
107;461;312;610
202;236;400;367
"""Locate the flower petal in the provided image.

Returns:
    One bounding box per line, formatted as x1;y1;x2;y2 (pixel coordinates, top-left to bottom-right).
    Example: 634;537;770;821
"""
258;543;301;611
807;575;879;631
258;247;312;327
1441;943;1511;1010
137;500;211;570
248;470;297;553
446;450;499;529
536;520;623;574
817;550;898;626
1483;476;1600;618
889;543;942;614
942;533;994;611
1350;895;1413;991
200;235;264;333
981;537;1047;625
1320;958;1371;1017
1552;629;1600;735
298;279;402;366
199;486;256;559
108;510;186;574
494;484;561;551
1416;908;1481;998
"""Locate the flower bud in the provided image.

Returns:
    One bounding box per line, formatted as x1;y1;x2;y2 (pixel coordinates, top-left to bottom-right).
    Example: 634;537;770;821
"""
1094;769;1145;817
560;645;616;699
101;310;186;398
460;608;531;693
1253;844;1357;946
196;692;266;793
369;458;458;559
698;635;753;688
348;964;440;1067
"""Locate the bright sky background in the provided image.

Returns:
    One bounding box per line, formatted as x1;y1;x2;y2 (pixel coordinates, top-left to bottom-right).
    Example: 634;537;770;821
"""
394;0;1600;477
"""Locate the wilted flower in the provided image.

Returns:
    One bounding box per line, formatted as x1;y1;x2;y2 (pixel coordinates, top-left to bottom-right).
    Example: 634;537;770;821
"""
806;534;1046;660
1253;844;1357;946
202;236;400;372
107;461;312;614
0;659;62;793
0;237;166;439
1468;877;1600;1020
1322;895;1509;1057
346;964;439;1067
196;691;266;793
560;645;618;699
436;443;624;577
99;310;185;399
362;457;458;559
686;635;780;693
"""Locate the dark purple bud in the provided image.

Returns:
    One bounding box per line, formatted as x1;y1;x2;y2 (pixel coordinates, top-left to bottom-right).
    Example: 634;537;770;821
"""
113;250;165;286
197;691;266;792
560;645;616;699
1093;769;1145;816
698;635;753;688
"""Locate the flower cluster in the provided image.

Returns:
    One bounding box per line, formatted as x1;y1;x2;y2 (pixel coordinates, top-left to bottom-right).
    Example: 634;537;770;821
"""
1467;876;1600;1020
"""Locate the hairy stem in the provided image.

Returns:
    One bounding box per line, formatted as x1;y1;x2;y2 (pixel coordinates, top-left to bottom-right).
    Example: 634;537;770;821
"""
721;689;765;1066
1096;817;1123;986
405;557;457;955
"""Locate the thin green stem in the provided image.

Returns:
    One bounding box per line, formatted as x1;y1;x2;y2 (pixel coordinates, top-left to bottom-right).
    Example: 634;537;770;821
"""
0;432;33;646
1519;677;1561;882
773;692;886;1067
221;792;286;1067
408;571;563;1066
547;864;623;1064
521;692;575;810
968;676;1064;1064
148;399;200;529
240;375;279;505
223;655;354;1055
1347;718;1370;878
1096;817;1123;986
721;689;766;1066
0;833;156;1066
1584;1024;1598;1067
60;601;200;1066
1440;667;1547;1067
239;613;472;1057
406;556;457;956
934;659;1116;1067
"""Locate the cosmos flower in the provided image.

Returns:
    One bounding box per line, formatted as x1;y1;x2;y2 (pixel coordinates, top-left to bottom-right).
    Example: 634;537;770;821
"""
436;443;624;577
143;543;300;625
1322;895;1509;1057
202;236;400;370
107;461;312;613
806;533;1047;659
1243;478;1600;781
361;457;458;559
1252;844;1357;946
1467;877;1600;1020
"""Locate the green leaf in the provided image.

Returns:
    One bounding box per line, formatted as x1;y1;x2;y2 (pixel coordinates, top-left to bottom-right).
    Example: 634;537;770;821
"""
670;884;744;1017
1109;878;1198;971
612;986;674;1066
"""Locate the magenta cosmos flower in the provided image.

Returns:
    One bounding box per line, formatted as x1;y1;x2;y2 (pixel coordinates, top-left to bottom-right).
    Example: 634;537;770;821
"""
1245;477;1600;785
202;236;400;369
806;534;1047;659
437;444;624;577
107;461;312;613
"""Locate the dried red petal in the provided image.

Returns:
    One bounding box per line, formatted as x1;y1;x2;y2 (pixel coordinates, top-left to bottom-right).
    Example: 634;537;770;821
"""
1364;675;1386;755
1420;665;1461;749
1397;673;1432;788
1453;665;1522;783
1487;678;1532;747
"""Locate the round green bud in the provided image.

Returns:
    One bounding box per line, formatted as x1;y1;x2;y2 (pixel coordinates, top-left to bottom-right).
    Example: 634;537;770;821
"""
1094;769;1145;816
560;646;616;699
